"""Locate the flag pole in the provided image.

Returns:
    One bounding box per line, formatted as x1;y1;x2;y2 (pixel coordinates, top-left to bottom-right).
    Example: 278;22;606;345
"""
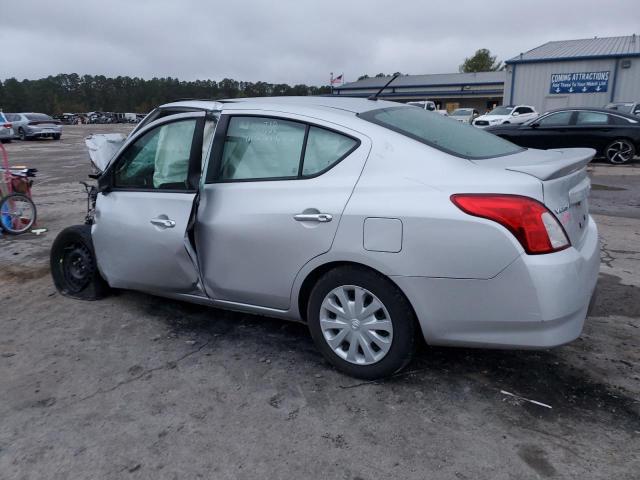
330;72;334;95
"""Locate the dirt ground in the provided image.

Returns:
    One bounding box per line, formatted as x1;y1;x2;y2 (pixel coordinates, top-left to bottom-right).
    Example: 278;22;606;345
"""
1;125;639;479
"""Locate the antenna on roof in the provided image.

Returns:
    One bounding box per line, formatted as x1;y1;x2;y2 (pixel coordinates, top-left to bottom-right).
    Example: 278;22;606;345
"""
368;73;400;101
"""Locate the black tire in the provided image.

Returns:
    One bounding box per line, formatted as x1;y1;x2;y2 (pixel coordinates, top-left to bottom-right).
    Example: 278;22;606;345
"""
0;138;10;144
18;128;27;141
605;139;636;164
50;225;110;300
307;266;417;379
53;134;61;140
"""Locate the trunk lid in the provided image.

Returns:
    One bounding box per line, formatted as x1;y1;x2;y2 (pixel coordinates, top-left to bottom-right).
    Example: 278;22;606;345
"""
472;148;595;248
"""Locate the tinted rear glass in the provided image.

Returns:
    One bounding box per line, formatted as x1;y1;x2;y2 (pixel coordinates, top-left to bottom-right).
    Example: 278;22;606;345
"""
359;107;523;159
25;113;53;121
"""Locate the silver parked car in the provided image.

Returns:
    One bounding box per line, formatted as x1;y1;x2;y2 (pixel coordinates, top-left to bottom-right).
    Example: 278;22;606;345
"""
0;112;14;143
450;108;480;124
50;97;599;379
6;113;62;140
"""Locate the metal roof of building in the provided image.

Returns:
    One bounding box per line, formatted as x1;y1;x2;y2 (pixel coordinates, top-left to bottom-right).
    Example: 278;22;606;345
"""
334;71;505;90
507;35;640;64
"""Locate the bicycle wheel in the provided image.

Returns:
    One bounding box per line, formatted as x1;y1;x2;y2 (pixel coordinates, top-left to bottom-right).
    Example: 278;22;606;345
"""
0;193;37;235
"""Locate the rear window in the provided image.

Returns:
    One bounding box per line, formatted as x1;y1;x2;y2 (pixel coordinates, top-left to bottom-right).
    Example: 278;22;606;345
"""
359;107;523;159
25;113;53;121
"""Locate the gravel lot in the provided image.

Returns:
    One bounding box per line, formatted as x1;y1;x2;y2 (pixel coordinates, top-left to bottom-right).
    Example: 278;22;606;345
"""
1;125;639;479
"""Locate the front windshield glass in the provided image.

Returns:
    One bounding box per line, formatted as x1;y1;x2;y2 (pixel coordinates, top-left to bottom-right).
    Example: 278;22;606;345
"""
488;106;513;116
359;106;523;159
451;109;473;116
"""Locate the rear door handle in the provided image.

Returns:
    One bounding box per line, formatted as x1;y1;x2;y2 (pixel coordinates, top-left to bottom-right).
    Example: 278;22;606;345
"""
294;213;333;223
150;217;176;228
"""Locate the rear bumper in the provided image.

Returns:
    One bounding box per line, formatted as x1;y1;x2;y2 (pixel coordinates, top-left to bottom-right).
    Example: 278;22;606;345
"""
393;217;600;349
0;128;13;139
25;126;61;137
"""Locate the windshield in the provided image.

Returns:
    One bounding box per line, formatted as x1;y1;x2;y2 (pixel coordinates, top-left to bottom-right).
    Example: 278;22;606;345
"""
25;113;54;121
359;106;523;159
451;109;473;116
606;103;633;114
488;106;513;116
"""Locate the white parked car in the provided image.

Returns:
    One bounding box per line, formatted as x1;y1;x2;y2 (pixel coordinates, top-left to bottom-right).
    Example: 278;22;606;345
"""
407;100;436;111
473;105;538;128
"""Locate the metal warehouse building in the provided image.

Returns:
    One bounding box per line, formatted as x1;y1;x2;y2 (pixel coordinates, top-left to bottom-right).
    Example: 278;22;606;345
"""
331;72;505;112
504;35;640;112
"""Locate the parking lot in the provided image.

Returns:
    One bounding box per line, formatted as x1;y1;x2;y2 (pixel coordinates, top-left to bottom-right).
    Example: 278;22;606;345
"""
1;125;639;479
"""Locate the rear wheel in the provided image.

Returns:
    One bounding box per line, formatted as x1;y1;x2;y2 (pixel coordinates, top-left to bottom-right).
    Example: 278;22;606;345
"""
605;139;635;164
0;193;36;234
18;128;27;141
53;134;61;140
307;266;417;379
50;225;110;300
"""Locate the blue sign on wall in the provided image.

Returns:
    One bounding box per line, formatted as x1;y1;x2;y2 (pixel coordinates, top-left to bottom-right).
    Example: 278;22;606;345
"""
549;71;610;94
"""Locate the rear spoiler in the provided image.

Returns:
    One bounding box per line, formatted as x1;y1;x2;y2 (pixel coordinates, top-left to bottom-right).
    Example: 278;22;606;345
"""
473;148;595;181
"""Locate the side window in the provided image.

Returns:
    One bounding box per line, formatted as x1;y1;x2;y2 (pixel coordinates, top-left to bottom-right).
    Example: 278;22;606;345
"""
114;119;196;190
220;117;305;180
302;127;357;176
538;111;572;126
575;111;609;125
519;107;533;114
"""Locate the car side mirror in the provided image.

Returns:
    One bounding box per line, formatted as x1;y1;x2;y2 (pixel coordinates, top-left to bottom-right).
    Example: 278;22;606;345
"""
512;112;520;117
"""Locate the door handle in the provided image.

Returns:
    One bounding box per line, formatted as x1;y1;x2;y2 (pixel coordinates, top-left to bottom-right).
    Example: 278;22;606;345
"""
294;213;333;223
150;217;176;228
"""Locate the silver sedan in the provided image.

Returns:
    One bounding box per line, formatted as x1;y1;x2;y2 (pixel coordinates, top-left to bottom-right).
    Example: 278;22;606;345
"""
6;113;62;140
50;97;599;379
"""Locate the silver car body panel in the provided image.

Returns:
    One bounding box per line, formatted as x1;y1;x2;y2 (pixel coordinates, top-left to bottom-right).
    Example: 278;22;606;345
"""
196;107;373;310
89;97;600;348
92;111;207;294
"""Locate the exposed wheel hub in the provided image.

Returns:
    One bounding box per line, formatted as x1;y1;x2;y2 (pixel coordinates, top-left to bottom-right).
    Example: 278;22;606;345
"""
62;243;94;292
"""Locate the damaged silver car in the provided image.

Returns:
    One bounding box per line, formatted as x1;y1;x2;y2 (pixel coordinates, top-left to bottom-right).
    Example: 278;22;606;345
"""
51;97;599;379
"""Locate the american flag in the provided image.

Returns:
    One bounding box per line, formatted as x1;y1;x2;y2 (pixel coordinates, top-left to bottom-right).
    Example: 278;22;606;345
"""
330;73;344;85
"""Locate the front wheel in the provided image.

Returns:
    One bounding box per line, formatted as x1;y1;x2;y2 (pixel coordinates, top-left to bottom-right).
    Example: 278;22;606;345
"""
307;266;417;379
605;139;635;164
50;225;110;300
53;134;61;140
0;193;36;234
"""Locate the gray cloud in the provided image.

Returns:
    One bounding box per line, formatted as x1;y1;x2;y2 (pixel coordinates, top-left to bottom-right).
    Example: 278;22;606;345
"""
1;0;639;85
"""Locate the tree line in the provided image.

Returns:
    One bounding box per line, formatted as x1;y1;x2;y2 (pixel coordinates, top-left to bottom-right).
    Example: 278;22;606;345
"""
0;74;332;114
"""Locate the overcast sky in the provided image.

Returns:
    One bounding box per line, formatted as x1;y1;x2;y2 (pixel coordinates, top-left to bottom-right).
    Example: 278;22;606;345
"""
1;0;639;85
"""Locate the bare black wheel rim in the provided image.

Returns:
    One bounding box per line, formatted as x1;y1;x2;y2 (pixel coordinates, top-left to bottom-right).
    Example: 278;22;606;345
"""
61;242;94;293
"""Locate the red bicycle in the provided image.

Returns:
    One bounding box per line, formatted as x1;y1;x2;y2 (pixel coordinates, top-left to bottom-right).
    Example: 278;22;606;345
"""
0;142;37;235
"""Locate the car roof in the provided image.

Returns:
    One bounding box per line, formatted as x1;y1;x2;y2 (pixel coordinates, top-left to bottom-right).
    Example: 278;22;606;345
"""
544;107;639;120
159;96;402;115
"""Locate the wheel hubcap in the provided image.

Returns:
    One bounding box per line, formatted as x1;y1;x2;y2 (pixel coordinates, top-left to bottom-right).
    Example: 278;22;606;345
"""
607;141;634;164
319;285;393;365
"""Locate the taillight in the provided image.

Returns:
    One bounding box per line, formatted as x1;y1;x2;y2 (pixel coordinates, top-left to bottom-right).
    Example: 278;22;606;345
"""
451;194;570;255
2;123;11;128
